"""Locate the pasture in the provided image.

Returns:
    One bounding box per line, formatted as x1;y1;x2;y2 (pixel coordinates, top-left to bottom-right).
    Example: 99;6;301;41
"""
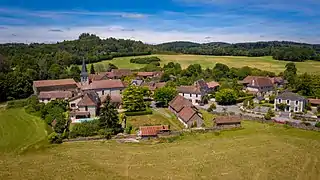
0;108;47;154
1;117;320;179
93;54;320;74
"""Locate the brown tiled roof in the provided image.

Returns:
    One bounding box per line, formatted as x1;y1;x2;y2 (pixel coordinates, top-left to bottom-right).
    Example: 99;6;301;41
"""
269;77;284;84
241;76;275;87
89;73;107;81
111;69;132;77
195;79;208;89
81;80;125;90
33;79;77;87
38;91;72;99
137;72;155;77
215;116;241;124
308;98;320;105
77;92;100;106
207;81;220;88
178;106;198;123
168;95;193;112
178;86;201;94
101;94;122;103
139;125;169;136
144;82;166;91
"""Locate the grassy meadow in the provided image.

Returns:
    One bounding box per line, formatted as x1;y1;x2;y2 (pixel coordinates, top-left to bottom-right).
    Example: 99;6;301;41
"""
0;108;47;154
1;119;320;179
91;54;320;74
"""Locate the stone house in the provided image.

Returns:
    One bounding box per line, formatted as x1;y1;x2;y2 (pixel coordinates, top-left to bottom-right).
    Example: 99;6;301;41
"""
177;86;202;105
33;79;78;95
240;76;274;96
81;79;125;97
38;91;73;104
274;91;306;113
168;95;204;128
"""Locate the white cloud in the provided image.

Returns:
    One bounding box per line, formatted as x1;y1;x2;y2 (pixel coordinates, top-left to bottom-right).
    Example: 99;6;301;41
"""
0;25;318;44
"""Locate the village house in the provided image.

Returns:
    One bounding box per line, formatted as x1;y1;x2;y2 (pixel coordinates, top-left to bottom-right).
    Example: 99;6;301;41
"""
215;116;241;129
168;95;204;128
33;78;78;95
274;91;306;113
106;69;133;79
81;79;125;97
206;81;220;91
69;91;101;121
143;81;166;92
138;125;170;138
137;71;163;79
38;91;73;104
240;76;274;96
178;86;202;105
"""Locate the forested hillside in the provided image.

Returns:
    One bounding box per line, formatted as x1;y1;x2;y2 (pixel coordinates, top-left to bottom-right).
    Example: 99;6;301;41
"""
1;33;320;102
155;41;320;61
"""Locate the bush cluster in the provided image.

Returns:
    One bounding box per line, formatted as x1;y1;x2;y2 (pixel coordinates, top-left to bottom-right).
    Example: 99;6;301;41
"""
7;99;28;109
124;109;153;116
130;56;160;64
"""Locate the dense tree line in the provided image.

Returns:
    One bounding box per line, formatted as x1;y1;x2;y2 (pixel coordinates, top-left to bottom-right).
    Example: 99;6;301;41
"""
155;41;320;61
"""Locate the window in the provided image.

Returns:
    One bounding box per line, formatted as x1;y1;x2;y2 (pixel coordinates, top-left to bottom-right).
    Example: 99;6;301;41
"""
287;100;290;104
278;99;281;103
71;103;76;108
85;106;88;111
295;101;299;105
190;94;192;97
196;94;198;98
295;107;298;112
102;90;104;95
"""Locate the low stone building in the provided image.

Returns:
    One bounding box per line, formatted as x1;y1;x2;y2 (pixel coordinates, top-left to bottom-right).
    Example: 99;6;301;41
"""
138;125;170;138
33;79;78;95
215;116;241;129
168;95;204;128
38;91;73;104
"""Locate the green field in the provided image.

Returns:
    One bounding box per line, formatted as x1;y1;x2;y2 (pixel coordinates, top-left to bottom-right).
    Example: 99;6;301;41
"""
1;120;320;179
92;54;320;74
0;108;47;154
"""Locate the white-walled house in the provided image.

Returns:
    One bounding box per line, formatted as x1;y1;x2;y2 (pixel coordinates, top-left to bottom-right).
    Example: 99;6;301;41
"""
274;91;306;113
178;86;202;105
81;79;125;98
241;76;274;96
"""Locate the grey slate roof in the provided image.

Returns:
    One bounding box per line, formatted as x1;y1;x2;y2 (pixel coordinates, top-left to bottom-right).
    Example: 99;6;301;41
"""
276;91;305;101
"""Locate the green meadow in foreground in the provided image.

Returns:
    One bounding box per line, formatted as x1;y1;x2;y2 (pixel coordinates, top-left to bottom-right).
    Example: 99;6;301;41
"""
0;108;47;154
92;54;320;74
1;108;320;180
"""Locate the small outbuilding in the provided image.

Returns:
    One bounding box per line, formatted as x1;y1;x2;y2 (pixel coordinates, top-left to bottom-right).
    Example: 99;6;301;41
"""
215;116;241;129
138;125;170;138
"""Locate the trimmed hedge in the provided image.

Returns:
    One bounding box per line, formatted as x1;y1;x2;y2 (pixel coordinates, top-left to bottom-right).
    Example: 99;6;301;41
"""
7;99;28;109
130;56;160;64
124;109;153;116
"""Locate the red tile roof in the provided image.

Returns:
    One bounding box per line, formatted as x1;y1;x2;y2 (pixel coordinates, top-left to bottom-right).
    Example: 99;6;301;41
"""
33;79;77;87
308;98;320;105
215;116;241;124
77;92;100;106
38;91;72;99
178;86;201;94
111;69;132;78
89;73;107;81
178;106;198;123
137;72;155;77
168;95;193;112
242;76;273;87
81;80;125;90
139;125;169;136
101;94;122;103
207;81;220;88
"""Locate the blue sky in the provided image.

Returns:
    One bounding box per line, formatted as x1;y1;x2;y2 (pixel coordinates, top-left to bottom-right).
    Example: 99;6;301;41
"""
0;0;319;44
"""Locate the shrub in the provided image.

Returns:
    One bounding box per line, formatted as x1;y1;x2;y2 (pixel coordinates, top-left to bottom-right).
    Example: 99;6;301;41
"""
315;122;320;128
124;109;153;116
215;89;238;105
98;129;112;139
125;125;133;134
207;103;216;112
264;113;271;120
69;120;100;138
48;132;62;144
7;99;28;109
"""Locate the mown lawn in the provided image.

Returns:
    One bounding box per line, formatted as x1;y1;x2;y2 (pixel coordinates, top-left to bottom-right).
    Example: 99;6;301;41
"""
0;108;48;154
93;54;320;74
1;121;320;179
200;110;215;127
